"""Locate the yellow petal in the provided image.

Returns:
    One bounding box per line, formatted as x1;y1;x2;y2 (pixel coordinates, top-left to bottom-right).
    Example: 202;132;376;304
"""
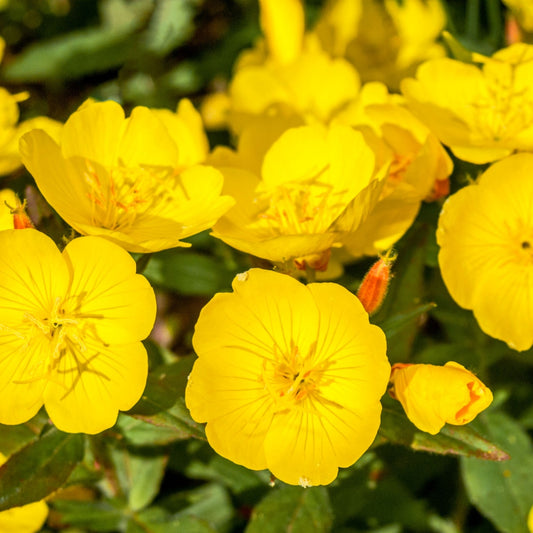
61;100;125;167
259;0;304;64
186;348;272;470
43;341;148;434
118;106;180;167
0;229;69;326
19;130;95;228
61;236;156;344
0;500;48;533
153;98;209;167
0;333;48;425
0;188;17;230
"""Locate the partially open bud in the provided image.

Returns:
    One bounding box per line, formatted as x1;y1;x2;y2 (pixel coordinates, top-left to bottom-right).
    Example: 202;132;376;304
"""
356;251;395;315
389;361;493;435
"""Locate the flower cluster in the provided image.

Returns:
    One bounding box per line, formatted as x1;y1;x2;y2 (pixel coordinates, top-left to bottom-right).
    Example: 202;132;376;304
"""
0;0;507;502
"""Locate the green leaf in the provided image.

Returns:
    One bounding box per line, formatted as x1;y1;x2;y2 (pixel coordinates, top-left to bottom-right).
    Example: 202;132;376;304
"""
128;454;168;512
130;508;218;533
246;486;333;533
142;0;202;55
127;359;206;441
161;483;234;531
380;302;437;341
378;407;509;461
117;415;189;447
0;427;84;510
461;411;533;533
144;250;235;296
441;31;476;63
52;499;125;532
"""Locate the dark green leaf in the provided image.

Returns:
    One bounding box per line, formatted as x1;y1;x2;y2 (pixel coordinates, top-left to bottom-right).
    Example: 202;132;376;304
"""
462;411;533;533
0;427;84;510
130;507;218;533
52;499;125;532
380;302;437;341
144;250;235;296
126;359;205;440
161;483;234;531
246;486;333;533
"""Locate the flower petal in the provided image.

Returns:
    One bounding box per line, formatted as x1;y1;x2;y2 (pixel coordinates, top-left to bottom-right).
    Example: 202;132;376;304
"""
61;236;156;344
43;340;148;434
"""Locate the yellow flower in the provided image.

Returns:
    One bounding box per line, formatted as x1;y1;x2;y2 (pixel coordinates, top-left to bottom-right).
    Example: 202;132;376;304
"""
437;153;533;351
528;505;533;532
0;88;62;177
20;99;234;253
334;81;452;257
228;34;360;133
210;121;386;271
185;268;390;486
0;453;49;533
315;0;447;90
402;44;533;164
390;362;493;435
0;229;156;434
0;38;62;176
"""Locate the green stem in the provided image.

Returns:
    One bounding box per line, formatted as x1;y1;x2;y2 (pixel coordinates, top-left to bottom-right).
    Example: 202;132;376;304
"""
136;253;153;274
466;0;480;41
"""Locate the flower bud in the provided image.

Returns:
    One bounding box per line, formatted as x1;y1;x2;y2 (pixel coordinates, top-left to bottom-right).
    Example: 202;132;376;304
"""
11;199;34;229
389;361;493;435
356;252;395;315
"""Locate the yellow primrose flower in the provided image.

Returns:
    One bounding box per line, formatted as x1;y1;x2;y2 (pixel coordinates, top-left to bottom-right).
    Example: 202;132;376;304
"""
0;453;49;533
334;81;452;257
402;44;533;164
0;38;62;176
0;229;156;434
0;88;62;176
185;268;390;486
210;121;386;271
20;99;234;253
315;0;446;90
389;362;493;435
437;153;533;351
228;34;360;133
528;505;533;532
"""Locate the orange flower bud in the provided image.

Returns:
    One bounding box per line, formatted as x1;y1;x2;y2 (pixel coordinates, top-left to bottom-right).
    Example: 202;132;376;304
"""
356;252;395;315
389;361;493;435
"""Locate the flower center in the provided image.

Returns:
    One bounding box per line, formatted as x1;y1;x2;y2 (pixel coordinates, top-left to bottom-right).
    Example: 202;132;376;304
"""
473;62;533;142
84;161;186;231
254;182;346;236
6;297;106;395
262;341;326;410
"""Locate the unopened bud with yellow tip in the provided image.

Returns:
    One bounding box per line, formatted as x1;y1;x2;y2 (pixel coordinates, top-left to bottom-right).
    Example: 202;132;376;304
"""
389;361;493;435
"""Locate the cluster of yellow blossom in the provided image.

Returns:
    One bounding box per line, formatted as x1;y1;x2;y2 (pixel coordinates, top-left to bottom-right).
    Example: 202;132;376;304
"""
0;0;502;495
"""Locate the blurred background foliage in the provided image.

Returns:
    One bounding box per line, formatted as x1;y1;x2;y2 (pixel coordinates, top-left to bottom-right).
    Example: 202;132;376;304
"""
1;1;533;532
